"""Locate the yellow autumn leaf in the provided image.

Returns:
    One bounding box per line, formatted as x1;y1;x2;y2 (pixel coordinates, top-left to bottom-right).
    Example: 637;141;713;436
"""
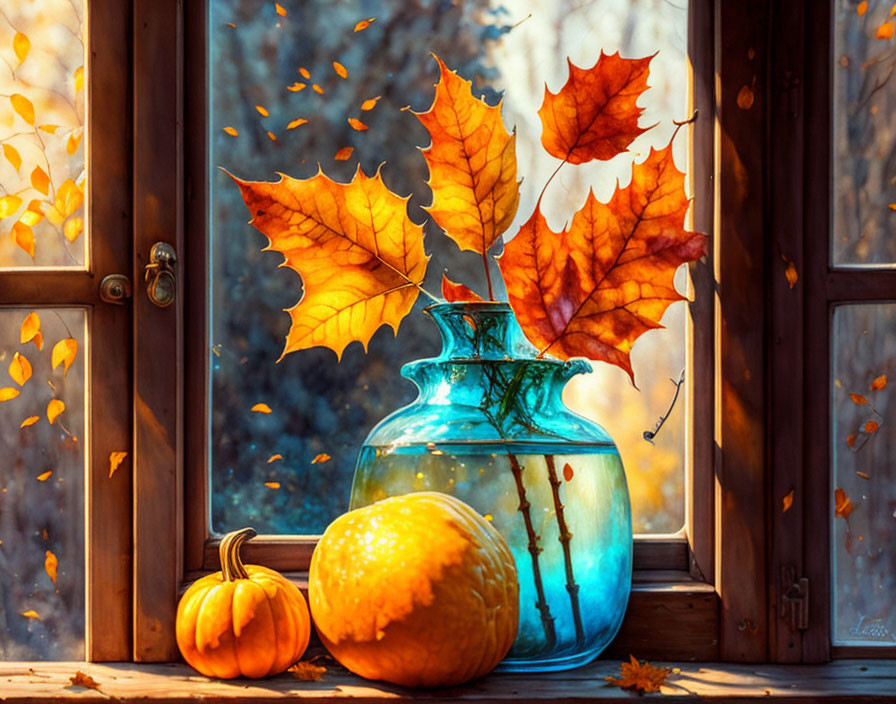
275;2;286;15
55;179;83;219
20;200;44;227
286;118;308;130
13;32;30;64
45;550;58;584
256;105;269;117
47;399;65;424
347;117;368;131
858;1;868;15
878;21;895;39
223;126;239;136
782;489;794;513
334;146;354;161
108;451;128;478
12;221;35;258
286;82;306;92
265;481;281;489
299;67;311;79
266;131;277;141
353;17;375;32
251;403;272;413
32;331;43;350
20;610;40;620
267;453;283;463
333;61;348;79
52;338;78;375
0;387;20;401
11;94;35;125
20;415;39;428
0;195;22;219
9;352;32;386
311;453;331;464
64;217;83;242
67;133;82;155
39;124;59;134
31;166;50;196
3;143;22;171
360;96;381;111
37;470;52;481
21;313;41;344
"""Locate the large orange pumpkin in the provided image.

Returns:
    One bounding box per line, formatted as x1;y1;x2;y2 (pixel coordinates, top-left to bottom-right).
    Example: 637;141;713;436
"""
175;527;310;678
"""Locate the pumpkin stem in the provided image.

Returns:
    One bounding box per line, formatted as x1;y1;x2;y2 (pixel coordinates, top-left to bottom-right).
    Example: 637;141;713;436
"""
220;527;257;581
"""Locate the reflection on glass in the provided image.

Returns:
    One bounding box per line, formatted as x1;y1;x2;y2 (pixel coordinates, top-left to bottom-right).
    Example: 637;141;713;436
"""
209;0;689;535
832;0;896;266
0;1;86;269
831;303;896;646
0;308;86;659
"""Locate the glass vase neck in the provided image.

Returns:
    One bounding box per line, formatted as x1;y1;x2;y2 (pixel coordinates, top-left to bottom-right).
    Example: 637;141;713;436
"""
424;301;540;361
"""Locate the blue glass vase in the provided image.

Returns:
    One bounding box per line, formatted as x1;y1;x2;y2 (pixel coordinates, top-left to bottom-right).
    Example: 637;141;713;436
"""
350;302;632;672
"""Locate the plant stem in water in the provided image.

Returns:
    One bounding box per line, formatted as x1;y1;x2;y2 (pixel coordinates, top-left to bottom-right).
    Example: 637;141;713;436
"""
545;454;584;647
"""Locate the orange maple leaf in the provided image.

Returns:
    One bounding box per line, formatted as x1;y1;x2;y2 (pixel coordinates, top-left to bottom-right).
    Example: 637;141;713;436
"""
232;166;427;360
441;274;483;303
605;655;670;694
412;55;520;265
499;142;706;382
539;52;653;165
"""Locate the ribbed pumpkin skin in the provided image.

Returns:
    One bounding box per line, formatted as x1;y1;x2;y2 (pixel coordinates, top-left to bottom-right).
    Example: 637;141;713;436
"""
176;541;310;678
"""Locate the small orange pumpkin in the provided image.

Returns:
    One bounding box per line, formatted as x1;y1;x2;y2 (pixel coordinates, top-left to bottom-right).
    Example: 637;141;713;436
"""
176;527;310;678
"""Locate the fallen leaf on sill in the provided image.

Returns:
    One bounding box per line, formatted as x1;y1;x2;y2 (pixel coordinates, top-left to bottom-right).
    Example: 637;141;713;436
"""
68;671;101;690
288;661;326;681
605;654;670;694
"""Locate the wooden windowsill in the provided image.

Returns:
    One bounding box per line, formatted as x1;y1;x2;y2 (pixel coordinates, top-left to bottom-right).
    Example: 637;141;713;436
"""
2;659;894;702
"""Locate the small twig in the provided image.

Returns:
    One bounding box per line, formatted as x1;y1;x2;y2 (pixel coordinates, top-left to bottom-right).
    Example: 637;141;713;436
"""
643;369;685;444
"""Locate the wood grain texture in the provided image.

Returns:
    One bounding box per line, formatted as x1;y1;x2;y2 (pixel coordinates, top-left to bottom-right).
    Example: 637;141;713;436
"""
133;0;183;662
714;0;769;662
1;659;895;702
767;0;806;664
85;0;133;661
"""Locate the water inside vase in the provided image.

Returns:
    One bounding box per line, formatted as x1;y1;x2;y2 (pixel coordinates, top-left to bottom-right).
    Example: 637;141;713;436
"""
352;441;631;669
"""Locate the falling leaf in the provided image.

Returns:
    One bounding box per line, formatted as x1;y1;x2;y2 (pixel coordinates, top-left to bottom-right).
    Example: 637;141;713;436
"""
539;52;652;164
289;661;326;681
67;134;81;155
69;672;100;690
850;393;868;405
9;352;32;386
20;610;40;620
45;550;58;584
13;32;30;64
251;403;272;414
605;655;670;694
857;471;871;480
275;2;286;16
231;166;427;360
3;143;22;171
871;375;887;391
266;131;277;141
265;481;281;489
858;1;868;15
782;489;794;513
47;399;65;424
11;94;35;125
784;260;798;289
287;118;308;129
360;96;381;111
736;85;755;110
312;453;331;464
411;55;520;257
347;117;368;131
500;143;707;382
108;452;128;478
864;420;879;434
31;166;50;196
64;218;83;243
37;470;52;481
256;105;270;117
353;17;375;32
333;61;348;79
52;338;78;375
74;66;84;92
286;82;306;92
563;462;574;481
313;84;325;94
267;454;283;463
441;274;484;302
20;416;39;428
299;67;311;79
834;488;853;519
877;21;895;39
0;195;22;219
334;146;354;161
223;126;239;136
0;387;20;402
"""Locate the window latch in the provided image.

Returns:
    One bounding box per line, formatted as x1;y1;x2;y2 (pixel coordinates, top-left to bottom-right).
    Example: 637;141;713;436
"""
144;241;177;308
781;565;809;631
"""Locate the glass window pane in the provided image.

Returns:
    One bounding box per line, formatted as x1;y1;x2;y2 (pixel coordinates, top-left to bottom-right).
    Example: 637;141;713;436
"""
0;308;86;659
209;0;689;535
831;302;896;646
0;1;86;269
832;0;896;267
